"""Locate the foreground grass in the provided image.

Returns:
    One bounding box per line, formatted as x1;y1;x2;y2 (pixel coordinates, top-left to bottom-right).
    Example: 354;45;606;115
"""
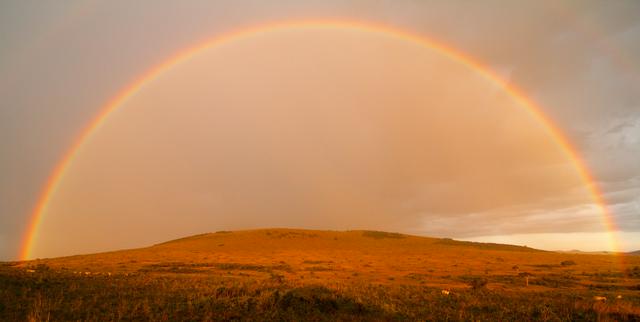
1;264;639;321
6;230;640;321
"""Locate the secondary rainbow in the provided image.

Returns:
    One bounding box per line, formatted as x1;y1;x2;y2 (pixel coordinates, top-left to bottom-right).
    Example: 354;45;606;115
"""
19;20;620;261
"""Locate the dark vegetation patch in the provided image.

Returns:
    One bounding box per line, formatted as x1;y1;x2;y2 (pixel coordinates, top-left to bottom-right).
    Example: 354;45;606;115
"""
0;262;19;267
529;274;580;288
218;262;293;273
139;266;202;274
458;273;580;289
302;260;332;265
587;283;624;291
588;271;626;283
361;231;405;239
139;262;293;274
485;274;521;285
304;266;333;272
277;286;381;317
527;264;561;269
458;275;489;290
626;266;640;278
264;231;319;239
405;273;430;280
626;284;640;291
436;238;539;252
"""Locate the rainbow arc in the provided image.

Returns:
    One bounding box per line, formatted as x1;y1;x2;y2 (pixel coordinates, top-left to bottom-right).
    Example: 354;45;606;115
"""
19;20;619;261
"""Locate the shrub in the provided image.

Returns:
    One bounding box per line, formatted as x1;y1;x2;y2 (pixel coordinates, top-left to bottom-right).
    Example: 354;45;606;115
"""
361;231;405;239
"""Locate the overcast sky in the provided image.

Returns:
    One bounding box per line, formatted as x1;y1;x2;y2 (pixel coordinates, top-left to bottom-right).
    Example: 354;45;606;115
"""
1;0;639;260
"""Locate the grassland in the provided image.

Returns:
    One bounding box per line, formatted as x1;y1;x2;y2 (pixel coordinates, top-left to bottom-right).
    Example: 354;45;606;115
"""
2;229;640;321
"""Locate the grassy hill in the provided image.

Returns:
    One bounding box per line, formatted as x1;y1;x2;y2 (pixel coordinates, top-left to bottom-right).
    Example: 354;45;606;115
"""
25;228;543;285
2;228;640;321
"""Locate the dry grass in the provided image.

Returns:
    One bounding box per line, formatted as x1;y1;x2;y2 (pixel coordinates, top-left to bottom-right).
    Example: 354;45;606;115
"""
2;228;640;321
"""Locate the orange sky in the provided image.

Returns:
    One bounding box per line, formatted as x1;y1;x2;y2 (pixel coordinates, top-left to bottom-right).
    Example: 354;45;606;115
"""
29;26;604;258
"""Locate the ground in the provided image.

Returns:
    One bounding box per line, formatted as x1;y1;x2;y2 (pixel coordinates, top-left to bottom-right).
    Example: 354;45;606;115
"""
2;229;639;321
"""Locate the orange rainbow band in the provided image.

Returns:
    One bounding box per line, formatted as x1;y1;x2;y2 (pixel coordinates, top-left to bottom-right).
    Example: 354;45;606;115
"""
19;19;620;261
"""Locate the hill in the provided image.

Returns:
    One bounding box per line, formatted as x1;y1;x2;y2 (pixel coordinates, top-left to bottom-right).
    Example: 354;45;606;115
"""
28;228;542;282
3;228;640;321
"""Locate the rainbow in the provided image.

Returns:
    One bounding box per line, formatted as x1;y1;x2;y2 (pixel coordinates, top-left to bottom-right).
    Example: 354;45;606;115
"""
19;20;620;261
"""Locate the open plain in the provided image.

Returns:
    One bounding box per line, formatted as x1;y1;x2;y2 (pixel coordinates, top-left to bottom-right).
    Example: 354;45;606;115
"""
2;229;639;321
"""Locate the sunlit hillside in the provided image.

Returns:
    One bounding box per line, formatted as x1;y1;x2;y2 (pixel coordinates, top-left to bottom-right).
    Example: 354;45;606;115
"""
3;229;640;320
15;229;628;287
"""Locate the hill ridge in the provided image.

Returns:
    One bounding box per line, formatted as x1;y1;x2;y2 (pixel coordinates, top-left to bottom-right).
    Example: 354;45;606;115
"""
152;228;538;252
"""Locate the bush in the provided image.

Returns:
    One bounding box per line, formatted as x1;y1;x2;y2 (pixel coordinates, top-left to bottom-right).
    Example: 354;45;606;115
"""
467;277;488;290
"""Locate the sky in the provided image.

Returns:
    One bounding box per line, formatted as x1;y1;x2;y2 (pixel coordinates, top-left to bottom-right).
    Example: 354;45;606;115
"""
1;0;639;260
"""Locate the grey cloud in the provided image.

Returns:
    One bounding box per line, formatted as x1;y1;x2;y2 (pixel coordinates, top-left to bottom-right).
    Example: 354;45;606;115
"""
413;203;606;238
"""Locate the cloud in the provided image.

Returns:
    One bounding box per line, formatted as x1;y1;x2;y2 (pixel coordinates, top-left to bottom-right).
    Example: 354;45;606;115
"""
377;1;640;233
414;202;606;238
2;0;639;258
